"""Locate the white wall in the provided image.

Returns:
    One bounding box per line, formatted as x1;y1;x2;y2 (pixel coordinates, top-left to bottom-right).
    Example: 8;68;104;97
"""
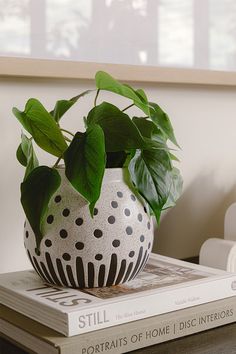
1;77;236;273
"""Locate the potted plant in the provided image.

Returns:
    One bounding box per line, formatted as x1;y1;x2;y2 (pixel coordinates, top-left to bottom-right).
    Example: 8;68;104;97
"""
13;71;183;288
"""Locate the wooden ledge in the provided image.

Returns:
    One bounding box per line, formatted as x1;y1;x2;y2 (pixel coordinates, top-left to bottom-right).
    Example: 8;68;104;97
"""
1;57;236;86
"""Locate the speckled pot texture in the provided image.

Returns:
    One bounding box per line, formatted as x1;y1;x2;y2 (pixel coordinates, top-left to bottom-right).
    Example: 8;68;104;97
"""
24;168;154;288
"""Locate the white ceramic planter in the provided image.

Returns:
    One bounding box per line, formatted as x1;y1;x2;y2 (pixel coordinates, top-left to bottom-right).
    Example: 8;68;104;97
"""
24;168;154;288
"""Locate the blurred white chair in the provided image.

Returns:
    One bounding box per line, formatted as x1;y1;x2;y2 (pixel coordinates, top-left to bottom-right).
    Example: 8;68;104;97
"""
199;203;236;272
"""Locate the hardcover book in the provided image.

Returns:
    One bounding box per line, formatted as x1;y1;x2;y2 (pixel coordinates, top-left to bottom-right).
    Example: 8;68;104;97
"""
0;253;236;336
1;298;236;354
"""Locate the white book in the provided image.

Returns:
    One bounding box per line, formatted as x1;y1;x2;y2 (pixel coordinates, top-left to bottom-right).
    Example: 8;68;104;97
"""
0;253;236;337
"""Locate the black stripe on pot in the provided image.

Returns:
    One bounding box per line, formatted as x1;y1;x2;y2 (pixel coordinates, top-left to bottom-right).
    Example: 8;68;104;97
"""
27;251;40;277
56;258;69;287
131;249;147;281
32;256;48;282
140;251;150;273
115;259;127;285
45;252;62;286
76;257;85;288
129;246;143;280
106;254;118;286
122;262;134;283
66;264;77;288
88;262;95;288
98;264;106;287
40;262;55;285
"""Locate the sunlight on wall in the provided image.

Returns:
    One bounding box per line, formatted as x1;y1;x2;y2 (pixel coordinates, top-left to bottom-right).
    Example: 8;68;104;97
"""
0;0;235;71
210;0;236;71
158;0;193;67
0;0;30;55
46;0;91;58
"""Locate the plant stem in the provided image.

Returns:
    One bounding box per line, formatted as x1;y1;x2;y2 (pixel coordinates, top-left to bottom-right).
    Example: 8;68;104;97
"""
94;89;100;106
122;103;134;112
53;156;62;168
60;128;74;137
83;116;88;128
63;135;72;142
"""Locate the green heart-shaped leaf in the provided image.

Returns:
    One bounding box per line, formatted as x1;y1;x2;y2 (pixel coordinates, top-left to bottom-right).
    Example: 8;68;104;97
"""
16;133;39;180
13;99;68;157
87;102;145;152
50;90;93;122
149;102;179;147
16;144;27;167
95;71;150;115
21;166;61;254
129;148;173;223
132;117;167;144
64;124;106;215
132;117;157;139
132;117;171;153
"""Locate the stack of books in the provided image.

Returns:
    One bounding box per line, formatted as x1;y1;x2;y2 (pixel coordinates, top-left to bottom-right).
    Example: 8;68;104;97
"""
1;253;236;354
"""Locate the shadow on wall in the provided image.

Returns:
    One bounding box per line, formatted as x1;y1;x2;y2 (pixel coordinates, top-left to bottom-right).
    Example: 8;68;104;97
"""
0;0;157;65
153;172;236;259
70;0;153;65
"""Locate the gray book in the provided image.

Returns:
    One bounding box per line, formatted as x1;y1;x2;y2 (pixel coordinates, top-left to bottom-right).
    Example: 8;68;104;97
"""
1;296;236;354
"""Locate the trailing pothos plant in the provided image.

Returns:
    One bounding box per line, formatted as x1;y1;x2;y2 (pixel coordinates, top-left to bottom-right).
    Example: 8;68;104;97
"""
13;71;183;254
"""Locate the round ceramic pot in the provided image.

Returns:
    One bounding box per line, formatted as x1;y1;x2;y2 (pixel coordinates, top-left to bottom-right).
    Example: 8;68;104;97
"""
24;167;154;288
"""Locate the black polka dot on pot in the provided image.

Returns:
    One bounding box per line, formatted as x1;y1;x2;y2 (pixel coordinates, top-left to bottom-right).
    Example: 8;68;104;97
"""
59;229;68;239
138;213;143;222
124;208;131;216
108;215;115;224
25;231;29;238
62;208;70;217
62;253;71;261
129;251;135;258
54;195;61;203
24;221;26;228
94;229;103;238
144;206;147;213
131;194;136;201
93;208;98;216
112;239;120;247
111;201;118;208
95;254;103;261
47;215;54;224
148;242;151;249
140;235;145;242
75;241;84;250
126;226;133;235
147;221;151;230
117;191;123;198
45;239;52;247
75;218;83;226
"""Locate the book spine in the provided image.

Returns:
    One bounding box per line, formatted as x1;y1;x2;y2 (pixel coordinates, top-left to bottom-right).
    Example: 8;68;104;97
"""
68;276;236;336
62;299;236;354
